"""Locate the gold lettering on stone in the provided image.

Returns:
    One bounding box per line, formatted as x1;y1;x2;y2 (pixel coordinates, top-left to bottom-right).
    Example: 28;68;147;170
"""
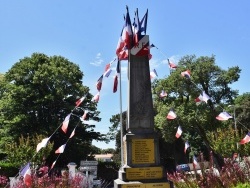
132;139;155;164
121;182;170;188
126;167;163;180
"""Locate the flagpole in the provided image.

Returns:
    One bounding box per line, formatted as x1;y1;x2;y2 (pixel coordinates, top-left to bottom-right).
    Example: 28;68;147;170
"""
118;59;124;167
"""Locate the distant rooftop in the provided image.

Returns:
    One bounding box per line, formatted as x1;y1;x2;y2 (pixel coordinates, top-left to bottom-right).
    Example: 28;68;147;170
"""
94;153;113;162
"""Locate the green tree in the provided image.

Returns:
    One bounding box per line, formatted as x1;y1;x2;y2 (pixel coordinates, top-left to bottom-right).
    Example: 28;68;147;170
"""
108;55;243;169
106;111;127;163
152;55;241;168
0;53;106;167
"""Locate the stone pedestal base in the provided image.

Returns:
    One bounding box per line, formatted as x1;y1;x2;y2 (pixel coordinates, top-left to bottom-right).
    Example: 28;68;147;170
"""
114;178;173;188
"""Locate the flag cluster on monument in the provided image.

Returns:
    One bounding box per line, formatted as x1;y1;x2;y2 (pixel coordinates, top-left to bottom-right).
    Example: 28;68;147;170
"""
116;7;149;60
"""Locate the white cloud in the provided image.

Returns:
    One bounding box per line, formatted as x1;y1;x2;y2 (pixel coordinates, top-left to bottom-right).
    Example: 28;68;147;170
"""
90;53;104;66
162;55;181;65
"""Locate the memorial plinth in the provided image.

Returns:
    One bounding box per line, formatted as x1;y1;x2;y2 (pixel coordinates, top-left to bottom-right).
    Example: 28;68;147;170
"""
114;35;173;188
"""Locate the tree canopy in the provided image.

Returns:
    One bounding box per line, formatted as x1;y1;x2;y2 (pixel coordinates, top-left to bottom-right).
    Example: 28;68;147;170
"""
0;53;106;167
108;55;250;169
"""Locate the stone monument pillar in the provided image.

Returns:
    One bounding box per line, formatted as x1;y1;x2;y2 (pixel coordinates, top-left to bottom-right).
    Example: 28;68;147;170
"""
114;35;173;188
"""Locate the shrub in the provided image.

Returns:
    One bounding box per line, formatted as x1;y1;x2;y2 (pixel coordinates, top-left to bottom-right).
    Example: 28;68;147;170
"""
167;158;250;188
0;175;8;187
0;162;19;177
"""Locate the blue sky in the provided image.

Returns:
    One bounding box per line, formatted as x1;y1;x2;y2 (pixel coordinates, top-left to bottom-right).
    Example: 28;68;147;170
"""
1;1;250;149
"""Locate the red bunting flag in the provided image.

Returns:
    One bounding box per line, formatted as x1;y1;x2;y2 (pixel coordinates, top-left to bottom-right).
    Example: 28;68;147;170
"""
20;163;32;187
61;114;71;133
160;90;168;98
167;109;177;120
36;137;50;152
55;144;66;154
168;59;177;69
181;70;191;79
116;7;133;60
216;111;232;121
96;75;103;91
240;132;250;145
92;92;100;103
184;141;190;153
175;126;183;138
75;96;86;107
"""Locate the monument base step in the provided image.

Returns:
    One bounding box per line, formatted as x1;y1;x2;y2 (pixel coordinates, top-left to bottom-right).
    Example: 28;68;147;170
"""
114;178;173;188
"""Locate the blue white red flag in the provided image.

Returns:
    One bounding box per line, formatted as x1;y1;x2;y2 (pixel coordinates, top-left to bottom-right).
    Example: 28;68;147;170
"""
195;94;203;105
181;70;191;79
133;8;148;43
150;69;158;79
92;92;100;103
193;156;198;168
61;114;71;133
132;8;140;44
113;75;118;93
55;144;66;154
82;110;88;120
113;60;120;93
116;8;133;60
167;109;177;120
240;132;250;145
168;59;177;69
103;58;116;77
51;160;57;169
216;111;233;121
184;141;190;153
175;126;183;138
160;90;168;98
149;44;156;49
202;91;210;103
96;75;103;91
140;9;148;34
75;96;86;107
36;137;50;152
69;127;76;139
20;162;32;187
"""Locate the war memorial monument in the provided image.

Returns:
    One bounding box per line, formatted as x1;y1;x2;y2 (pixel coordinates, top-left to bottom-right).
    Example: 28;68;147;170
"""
114;8;173;187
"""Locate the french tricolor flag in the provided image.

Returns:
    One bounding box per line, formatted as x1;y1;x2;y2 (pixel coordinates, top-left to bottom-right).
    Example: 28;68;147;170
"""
216;111;232;121
103;59;115;77
69;127;76;139
20;163;32;187
195;94;203;105
75;96;86;107
116;9;133;60
82;110;88;120
202;91;210;103
51;160;57;169
181;70;191;79
92;92;100;103
240;132;250;145
150;69;158;79
61;114;71;133
175;126;183;138
36;137;50;152
168;59;177;69
96;75;103;91
193;156;198;169
55;144;66;154
160;90;168;98
166;109;177;120
184;141;190;153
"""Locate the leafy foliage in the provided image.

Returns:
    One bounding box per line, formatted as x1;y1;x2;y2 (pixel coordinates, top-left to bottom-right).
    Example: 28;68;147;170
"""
168;157;250;188
152;55;241;167
0;53;106;168
3;134;53;166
